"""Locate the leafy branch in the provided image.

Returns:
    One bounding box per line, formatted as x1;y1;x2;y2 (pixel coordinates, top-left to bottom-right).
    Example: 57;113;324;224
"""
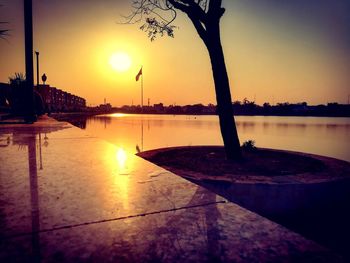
122;0;212;41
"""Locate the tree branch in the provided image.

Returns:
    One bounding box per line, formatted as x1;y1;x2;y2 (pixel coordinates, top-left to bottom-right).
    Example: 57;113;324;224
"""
187;15;207;42
167;0;190;13
208;0;225;19
168;0;207;23
167;0;208;41
122;0;226;41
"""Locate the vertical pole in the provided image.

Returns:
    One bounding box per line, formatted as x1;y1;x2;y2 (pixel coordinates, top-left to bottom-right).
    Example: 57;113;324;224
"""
141;119;144;151
24;0;36;122
141;71;143;112
35;51;39;87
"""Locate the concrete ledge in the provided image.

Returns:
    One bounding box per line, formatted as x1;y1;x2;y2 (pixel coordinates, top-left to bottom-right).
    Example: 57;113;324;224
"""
138;146;350;260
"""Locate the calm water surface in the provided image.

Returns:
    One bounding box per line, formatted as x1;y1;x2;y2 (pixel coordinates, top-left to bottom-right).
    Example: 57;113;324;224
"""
82;114;350;162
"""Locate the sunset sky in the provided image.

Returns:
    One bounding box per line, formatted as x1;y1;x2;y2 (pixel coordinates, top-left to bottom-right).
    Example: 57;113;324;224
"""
0;0;349;106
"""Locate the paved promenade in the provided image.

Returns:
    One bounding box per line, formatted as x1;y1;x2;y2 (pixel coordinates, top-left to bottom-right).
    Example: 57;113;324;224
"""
0;116;343;262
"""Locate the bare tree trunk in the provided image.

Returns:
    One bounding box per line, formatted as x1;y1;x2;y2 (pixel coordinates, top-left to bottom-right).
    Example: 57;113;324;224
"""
205;20;241;160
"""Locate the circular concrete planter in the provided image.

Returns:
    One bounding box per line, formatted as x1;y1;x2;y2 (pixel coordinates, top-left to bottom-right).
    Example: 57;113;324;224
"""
138;146;350;258
138;147;350;219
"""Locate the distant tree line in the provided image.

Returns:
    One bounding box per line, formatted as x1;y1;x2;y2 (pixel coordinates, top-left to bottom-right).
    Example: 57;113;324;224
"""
113;99;350;117
231;99;350;117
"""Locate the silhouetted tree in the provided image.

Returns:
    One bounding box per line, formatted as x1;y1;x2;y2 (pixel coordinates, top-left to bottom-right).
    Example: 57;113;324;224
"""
125;0;241;159
263;102;270;108
8;73;44;116
8;73;27;114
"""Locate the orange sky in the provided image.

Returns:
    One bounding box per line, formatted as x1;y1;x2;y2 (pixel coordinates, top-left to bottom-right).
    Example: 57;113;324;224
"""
0;0;349;106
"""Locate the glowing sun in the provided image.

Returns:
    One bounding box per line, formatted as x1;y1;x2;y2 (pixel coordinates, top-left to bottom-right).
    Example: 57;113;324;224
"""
109;52;132;72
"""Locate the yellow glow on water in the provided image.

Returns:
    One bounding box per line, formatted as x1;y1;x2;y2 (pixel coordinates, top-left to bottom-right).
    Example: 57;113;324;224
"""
111;113;127;118
114;172;129;210
114;148;130;209
116;148;127;168
104;145;135;210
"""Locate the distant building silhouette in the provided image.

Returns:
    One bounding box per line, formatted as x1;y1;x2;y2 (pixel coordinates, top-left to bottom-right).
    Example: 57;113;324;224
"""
0;82;86;113
153;103;164;113
36;84;86;112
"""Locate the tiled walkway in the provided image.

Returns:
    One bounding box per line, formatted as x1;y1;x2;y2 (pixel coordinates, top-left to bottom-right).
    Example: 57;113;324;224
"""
0;116;342;262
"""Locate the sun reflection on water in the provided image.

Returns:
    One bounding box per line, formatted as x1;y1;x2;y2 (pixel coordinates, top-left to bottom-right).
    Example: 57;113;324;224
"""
105;145;135;210
110;113;127;118
116;148;127;168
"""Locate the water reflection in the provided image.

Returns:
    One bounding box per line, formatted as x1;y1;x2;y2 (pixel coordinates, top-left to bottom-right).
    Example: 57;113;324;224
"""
67;117;87;129
238;121;255;133
3;118;345;261
116;148;127;168
111;113;127;118
27;134;40;262
72;114;350;162
104;145;134;210
3;125;65;263
140;119;144;151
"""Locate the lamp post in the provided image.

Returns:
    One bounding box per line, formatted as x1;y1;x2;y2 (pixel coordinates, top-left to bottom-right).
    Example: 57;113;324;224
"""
42;74;47;85
35;51;39;87
24;0;36;122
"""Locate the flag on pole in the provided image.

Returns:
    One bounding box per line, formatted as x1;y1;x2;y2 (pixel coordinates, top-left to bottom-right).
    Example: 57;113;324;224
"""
136;67;142;81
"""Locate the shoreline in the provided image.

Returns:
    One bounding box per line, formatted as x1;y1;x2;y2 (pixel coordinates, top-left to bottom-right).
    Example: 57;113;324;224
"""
50;111;350;119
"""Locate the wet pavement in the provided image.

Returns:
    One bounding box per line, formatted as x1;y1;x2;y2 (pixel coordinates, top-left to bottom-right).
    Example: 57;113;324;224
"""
0;116;343;262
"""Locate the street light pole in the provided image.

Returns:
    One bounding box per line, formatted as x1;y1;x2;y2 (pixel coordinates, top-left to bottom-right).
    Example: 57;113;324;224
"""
35;51;39;87
24;0;36;122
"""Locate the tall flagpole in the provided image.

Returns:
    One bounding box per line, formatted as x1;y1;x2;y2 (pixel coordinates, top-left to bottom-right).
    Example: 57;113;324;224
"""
141;66;143;112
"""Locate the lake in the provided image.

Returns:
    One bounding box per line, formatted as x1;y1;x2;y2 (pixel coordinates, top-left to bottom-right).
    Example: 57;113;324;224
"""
79;114;350;162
